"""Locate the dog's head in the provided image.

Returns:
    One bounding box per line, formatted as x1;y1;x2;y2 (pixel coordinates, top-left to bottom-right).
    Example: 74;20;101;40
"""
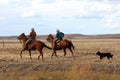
96;51;101;55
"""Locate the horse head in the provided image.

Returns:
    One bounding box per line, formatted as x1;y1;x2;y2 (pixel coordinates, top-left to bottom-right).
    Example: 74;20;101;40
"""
47;34;54;42
17;33;28;43
17;33;26;40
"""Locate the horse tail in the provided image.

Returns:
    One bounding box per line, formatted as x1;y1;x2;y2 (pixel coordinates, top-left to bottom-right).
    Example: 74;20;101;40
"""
71;43;75;50
70;41;75;50
44;44;52;50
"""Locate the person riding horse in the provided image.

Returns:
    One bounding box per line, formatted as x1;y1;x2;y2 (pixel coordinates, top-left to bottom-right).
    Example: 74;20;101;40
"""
54;29;64;49
24;28;36;49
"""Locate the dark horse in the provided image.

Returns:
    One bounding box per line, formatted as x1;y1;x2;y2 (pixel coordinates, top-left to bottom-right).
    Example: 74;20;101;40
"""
47;34;75;59
17;33;51;61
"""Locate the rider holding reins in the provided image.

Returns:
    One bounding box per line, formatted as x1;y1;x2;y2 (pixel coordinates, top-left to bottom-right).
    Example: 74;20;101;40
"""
24;28;36;49
54;29;64;49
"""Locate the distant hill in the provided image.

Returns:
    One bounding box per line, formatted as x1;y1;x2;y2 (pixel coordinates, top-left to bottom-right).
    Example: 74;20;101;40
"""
64;34;120;39
84;34;120;39
0;34;120;39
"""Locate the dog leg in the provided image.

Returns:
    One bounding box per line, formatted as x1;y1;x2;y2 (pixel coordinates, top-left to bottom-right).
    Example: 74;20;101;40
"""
100;56;103;59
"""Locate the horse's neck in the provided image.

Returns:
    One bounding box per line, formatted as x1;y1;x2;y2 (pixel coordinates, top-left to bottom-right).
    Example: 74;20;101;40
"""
50;39;54;48
22;38;28;46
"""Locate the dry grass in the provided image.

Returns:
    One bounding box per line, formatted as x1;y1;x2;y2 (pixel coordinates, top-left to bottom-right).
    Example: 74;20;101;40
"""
0;39;120;80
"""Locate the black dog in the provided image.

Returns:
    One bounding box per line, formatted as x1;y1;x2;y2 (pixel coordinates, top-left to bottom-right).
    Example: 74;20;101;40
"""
96;51;113;60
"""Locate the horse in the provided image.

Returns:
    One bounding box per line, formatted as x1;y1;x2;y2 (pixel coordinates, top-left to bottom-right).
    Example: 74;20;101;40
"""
47;34;75;59
17;33;51;61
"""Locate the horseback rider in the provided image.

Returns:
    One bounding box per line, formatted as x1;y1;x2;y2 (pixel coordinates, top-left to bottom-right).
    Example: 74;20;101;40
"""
54;29;64;49
24;28;36;49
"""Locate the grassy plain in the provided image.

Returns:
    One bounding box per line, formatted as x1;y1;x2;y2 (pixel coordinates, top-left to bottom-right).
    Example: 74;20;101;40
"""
0;39;120;80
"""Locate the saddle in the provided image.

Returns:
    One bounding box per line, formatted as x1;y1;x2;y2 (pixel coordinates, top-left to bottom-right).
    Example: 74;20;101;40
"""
30;40;35;44
25;39;36;49
55;39;62;47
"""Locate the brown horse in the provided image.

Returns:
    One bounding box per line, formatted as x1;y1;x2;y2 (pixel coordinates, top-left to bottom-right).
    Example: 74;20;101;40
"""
17;33;51;61
47;34;75;59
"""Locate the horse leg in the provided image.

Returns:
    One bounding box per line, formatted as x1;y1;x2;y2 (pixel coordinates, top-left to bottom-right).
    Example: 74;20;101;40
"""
20;49;24;59
20;50;23;59
38;50;44;62
38;54;41;60
69;47;76;60
29;50;32;60
51;50;58;59
51;52;55;59
54;51;59;59
63;48;67;60
41;51;44;62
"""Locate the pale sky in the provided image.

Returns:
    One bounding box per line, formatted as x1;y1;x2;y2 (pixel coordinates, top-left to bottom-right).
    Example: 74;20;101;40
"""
0;0;120;36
